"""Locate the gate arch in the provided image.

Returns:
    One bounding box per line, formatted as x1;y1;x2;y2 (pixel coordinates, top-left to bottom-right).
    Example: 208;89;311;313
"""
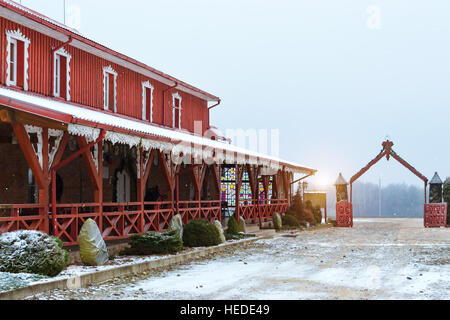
336;140;447;227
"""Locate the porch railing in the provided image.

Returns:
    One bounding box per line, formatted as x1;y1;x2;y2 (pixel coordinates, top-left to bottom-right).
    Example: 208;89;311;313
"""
0;199;286;246
239;198;289;223
0;204;47;234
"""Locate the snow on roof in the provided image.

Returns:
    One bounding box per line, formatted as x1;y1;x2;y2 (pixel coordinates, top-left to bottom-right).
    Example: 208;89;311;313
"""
0;87;316;174
430;172;443;185
2;0;80;34
334;173;348;185
0;0;220;102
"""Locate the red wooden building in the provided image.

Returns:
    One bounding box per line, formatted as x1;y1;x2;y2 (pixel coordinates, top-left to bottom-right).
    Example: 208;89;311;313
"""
0;1;316;245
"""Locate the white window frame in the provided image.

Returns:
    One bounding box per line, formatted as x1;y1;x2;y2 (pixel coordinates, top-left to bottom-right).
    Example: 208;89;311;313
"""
172;92;182;129
142;81;154;121
103;65;118;112
53;47;72;101
6;29;30;90
8;38;17;86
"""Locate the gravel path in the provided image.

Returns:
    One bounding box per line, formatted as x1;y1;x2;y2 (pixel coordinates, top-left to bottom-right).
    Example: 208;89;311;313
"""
27;218;450;300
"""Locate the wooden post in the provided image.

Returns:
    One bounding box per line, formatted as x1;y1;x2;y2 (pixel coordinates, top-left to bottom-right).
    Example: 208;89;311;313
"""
40;128;49;234
12;123;49;233
138;147;144;233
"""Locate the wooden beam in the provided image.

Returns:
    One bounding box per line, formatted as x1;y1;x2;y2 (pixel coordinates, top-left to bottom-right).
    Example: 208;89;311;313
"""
50;133;69;171
12;122;46;189
0;107;67;131
77;136;101;190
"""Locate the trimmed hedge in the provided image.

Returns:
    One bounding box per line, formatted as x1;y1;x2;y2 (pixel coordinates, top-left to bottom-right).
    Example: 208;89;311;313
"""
183;219;222;247
123;230;183;255
227;214;240;235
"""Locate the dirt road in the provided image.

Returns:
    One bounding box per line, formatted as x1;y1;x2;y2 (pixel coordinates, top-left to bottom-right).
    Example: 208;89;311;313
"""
27;218;450;300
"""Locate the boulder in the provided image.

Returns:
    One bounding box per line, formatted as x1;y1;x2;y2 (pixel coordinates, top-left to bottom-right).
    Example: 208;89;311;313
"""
214;220;226;243
78;219;109;266
273;213;282;230
168;214;183;238
238;216;247;233
0;230;69;277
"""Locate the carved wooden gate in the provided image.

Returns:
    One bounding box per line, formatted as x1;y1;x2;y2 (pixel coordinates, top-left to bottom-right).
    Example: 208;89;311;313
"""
336;201;353;227
340;140;443;228
424;203;447;228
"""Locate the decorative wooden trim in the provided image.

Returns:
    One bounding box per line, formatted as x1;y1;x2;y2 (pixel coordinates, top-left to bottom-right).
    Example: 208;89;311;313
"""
48;129;65;169
103;65;118;112
142;80;154;122
172;92;182;129
24;125;43;169
53;47;72;101
50;132;69;171
6;28;30;90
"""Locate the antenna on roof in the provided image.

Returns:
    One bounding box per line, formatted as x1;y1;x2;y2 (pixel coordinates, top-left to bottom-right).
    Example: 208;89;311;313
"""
63;0;66;24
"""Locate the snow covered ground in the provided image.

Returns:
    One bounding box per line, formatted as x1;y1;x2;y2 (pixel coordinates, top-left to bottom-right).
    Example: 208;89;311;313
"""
27;218;450;300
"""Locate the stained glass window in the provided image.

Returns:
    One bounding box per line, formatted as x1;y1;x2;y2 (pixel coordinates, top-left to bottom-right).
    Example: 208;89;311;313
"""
221;166;236;207
221;166;253;206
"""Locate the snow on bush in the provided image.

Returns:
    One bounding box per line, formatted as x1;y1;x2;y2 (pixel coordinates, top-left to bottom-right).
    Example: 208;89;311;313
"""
0;230;69;277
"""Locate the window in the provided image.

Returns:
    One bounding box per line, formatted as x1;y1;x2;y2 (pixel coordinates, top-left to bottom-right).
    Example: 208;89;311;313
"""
172;92;182;129
6;29;30;90
9;39;17;85
103;66;118;112
142;81;154;121
53;48;71;100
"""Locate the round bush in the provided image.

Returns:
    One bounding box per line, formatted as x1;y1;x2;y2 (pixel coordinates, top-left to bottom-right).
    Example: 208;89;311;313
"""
282;214;300;227
0;230;69;277
183;219;222;247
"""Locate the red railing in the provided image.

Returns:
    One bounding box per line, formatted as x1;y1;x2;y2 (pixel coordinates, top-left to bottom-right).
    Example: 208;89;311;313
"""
48;200;221;245
51;203;101;246
0;204;47;234
239;199;288;223
143;201;174;232
1;199;282;246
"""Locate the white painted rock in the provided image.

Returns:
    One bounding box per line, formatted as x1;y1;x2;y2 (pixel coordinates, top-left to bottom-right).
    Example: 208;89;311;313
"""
273;213;282;230
239;217;247;233
214;221;226;243
168;214;183;238
79;219;109;266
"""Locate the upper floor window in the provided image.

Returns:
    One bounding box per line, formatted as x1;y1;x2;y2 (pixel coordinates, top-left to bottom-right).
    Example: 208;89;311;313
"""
103;65;118;112
172;92;182;129
53;48;72;101
142;81;154;122
6;29;30;90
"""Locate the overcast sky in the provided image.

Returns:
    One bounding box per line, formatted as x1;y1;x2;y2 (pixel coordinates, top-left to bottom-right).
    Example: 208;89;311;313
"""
19;0;450;188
